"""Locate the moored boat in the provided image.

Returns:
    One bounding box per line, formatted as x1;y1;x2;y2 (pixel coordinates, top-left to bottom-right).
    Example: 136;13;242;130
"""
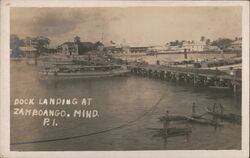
185;116;223;126
39;63;130;80
147;127;192;137
206;107;241;124
208;85;231;90
158;115;188;122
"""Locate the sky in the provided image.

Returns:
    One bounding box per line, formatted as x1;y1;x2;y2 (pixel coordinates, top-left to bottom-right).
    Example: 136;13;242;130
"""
10;7;242;47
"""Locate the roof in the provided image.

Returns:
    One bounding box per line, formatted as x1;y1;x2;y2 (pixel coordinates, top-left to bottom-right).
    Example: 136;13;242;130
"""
231;39;242;45
59;42;75;47
79;42;94;48
149;46;167;51
130;46;149;48
182;41;206;46
62;42;74;45
60;42;94;47
19;46;37;51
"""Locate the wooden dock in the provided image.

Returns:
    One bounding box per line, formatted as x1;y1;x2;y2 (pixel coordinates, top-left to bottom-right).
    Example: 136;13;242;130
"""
130;65;241;93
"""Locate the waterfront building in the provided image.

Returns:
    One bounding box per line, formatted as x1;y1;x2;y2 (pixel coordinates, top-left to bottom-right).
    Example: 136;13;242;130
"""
104;45;115;53
47;47;58;54
104;45;123;54
121;45;130;53
182;41;206;52
58;41;95;55
148;45;168;53
105;44;149;54
129;46;149;53
168;45;185;52
77;42;95;54
19;46;37;57
58;42;78;55
227;38;242;51
204;45;221;52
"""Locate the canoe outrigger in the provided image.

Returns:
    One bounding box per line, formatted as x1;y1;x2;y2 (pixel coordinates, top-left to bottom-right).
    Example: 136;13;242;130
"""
185;116;223;126
158;115;187;122
147;110;192;139
206;107;241;124
158;104;224;126
159;115;223;126
147;127;192;138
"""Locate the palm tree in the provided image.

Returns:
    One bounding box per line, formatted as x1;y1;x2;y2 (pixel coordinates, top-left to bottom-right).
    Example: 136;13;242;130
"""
200;36;206;42
206;39;211;45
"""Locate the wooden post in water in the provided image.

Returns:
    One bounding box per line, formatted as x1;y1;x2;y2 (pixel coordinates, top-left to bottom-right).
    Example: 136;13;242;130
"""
233;81;237;95
176;73;180;81
34;50;38;65
194;75;197;85
163;110;169;135
184;49;187;59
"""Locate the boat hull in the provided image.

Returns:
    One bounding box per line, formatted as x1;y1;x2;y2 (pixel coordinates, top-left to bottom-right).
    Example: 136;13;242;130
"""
147;127;192;138
39;70;130;80
206;108;241;124
208;86;231;90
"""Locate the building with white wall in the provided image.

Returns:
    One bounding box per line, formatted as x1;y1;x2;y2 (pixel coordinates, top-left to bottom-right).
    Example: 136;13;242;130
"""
58;42;78;55
182;41;206;52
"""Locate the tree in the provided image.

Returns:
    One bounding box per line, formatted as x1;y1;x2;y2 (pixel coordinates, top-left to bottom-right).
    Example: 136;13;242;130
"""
180;40;186;47
169;40;181;46
10;34;24;57
211;38;233;50
33;36;50;54
205;39;211;45
94;41;104;50
10;34;21;50
175;40;179;45
36;36;49;46
200;36;206;42
74;36;81;43
23;37;31;46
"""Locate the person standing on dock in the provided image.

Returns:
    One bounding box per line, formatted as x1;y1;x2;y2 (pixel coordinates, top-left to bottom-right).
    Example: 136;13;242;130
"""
219;104;224;115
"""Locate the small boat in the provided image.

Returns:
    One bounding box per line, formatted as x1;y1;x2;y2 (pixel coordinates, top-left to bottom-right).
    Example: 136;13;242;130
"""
208;86;231;90
206;108;241;124
185;116;223;126
147;127;191;137
158;115;188;122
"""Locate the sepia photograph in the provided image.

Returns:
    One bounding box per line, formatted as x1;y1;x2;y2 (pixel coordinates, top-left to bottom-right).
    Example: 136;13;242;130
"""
0;0;249;158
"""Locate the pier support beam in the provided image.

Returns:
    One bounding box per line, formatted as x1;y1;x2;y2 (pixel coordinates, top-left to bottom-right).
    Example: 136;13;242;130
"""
194;75;198;85
131;65;240;94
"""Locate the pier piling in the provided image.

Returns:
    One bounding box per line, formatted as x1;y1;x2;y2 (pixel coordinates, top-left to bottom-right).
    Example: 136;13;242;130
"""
130;65;241;94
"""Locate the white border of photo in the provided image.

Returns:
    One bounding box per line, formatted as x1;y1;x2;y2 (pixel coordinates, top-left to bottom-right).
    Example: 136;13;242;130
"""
0;1;249;158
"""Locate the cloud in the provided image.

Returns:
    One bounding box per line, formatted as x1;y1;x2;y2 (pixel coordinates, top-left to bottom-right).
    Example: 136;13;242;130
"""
10;7;241;46
11;8;106;37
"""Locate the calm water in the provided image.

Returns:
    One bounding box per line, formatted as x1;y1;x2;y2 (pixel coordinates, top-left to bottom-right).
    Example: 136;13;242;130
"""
10;60;241;151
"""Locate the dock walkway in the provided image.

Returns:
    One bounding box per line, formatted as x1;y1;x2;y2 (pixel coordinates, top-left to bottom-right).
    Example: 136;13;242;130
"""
130;65;241;93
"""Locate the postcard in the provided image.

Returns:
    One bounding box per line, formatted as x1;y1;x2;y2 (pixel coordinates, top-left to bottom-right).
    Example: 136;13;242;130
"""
0;0;249;158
